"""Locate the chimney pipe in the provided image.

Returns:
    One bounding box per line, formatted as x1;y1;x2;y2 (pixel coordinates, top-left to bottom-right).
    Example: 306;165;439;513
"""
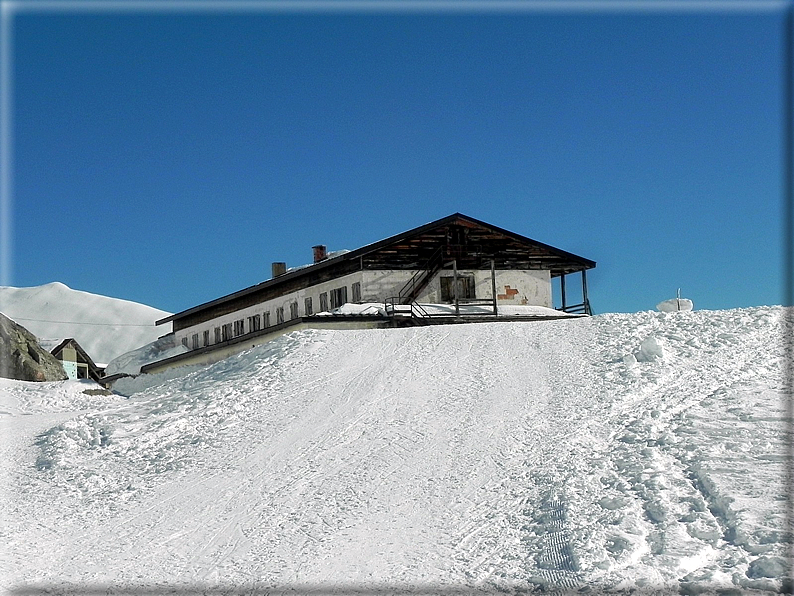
312;245;327;264
271;262;287;277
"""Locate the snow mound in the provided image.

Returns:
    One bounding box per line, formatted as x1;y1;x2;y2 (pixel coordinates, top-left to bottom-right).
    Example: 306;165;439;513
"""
0;282;170;363
315;302;583;318
0;377;125;416
657;297;694;312
315;302;386;316
104;334;190;377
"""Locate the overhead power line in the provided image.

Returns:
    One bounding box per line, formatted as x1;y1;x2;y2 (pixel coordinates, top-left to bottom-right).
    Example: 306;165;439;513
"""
1;314;159;327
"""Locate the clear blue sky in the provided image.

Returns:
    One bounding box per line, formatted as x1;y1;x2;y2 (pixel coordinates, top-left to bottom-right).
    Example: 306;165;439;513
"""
4;1;789;315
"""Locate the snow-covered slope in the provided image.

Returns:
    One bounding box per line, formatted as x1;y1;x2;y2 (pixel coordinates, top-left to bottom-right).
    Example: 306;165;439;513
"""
0;283;170;364
1;306;790;594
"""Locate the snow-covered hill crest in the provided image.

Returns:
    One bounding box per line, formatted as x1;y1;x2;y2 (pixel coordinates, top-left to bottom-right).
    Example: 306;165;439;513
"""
0;282;170;364
2;305;791;593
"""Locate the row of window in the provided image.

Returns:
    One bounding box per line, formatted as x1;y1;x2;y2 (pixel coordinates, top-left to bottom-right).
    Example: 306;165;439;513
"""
181;282;361;349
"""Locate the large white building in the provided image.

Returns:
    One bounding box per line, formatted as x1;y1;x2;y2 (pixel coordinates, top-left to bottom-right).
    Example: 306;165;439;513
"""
146;214;595;373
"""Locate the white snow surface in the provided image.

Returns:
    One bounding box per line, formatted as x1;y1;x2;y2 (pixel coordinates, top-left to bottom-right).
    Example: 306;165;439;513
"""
317;302;582;318
0;283;170;364
1;306;791;594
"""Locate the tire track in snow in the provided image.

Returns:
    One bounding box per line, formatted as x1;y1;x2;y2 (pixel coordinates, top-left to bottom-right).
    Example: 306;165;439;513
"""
532;498;584;593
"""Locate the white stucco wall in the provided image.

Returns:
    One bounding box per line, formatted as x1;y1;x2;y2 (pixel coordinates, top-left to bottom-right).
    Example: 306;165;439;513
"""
173;271;363;348
173;268;552;350
360;270;418;302
492;269;552;307
416;269;551;308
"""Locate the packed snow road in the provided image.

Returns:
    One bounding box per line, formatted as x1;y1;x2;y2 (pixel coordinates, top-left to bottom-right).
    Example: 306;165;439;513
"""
1;306;791;594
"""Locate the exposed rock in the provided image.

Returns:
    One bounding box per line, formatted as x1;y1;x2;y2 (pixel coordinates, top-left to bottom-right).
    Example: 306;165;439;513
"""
0;313;68;382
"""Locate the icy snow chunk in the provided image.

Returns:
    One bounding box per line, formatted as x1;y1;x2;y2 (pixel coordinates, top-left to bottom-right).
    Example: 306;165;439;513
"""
746;555;789;579
598;496;627;510
657;297;694;312
622;353;638;366
636;336;666;362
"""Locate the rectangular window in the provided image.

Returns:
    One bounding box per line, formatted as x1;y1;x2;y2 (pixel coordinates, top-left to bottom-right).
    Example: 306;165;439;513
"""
319;292;328;312
222;323;232;341
351;282;361;303
263;311;270;328
276;307;284;324
330;286;347;309
290;301;299;320
192;334;199;349
182;337;188;348
248;314;261;332
233;319;245;336
304;297;313;316
214;327;221;343
203;330;210;347
440;275;475;303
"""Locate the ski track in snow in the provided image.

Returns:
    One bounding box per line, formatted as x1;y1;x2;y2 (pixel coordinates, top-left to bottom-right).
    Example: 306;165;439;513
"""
1;306;791;594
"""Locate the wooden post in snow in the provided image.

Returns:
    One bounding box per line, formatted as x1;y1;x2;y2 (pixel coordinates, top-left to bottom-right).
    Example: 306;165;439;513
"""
491;259;497;316
582;270;590;314
453;259;459;317
561;274;567;312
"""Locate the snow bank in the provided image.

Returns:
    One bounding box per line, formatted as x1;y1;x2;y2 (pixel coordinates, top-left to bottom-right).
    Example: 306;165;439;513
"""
315;302;582;318
314;302;387;316
104;334;190;377
0;377;124;415
2;305;790;594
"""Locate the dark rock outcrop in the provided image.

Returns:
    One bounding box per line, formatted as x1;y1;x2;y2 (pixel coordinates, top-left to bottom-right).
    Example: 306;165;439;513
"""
0;313;67;382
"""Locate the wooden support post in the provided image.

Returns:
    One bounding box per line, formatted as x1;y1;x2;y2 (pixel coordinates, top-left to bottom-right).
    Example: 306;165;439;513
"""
491;259;497;316
582;269;590;315
560;274;567;312
453;259;459;317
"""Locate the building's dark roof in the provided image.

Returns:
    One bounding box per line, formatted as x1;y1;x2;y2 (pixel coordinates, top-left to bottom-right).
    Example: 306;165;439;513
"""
50;338;97;365
157;213;595;327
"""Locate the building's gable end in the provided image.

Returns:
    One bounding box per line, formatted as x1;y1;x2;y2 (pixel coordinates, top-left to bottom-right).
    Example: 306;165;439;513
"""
49;338;103;382
359;214;594;276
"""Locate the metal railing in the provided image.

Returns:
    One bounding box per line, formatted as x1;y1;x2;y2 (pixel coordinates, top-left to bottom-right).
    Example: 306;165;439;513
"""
384;298;430;319
556;299;592;315
385;296;498;320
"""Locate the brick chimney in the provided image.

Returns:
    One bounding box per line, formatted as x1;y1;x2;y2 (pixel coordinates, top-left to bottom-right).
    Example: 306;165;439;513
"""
271;262;287;277
312;245;327;264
